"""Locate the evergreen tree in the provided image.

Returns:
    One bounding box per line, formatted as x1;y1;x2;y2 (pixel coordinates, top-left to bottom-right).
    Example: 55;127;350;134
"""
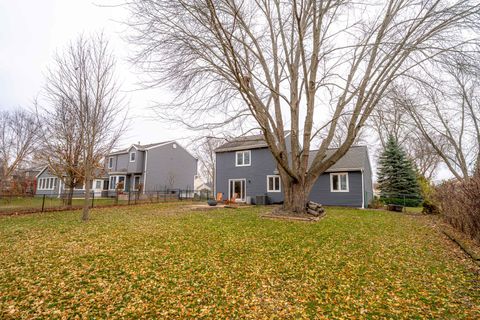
377;135;422;206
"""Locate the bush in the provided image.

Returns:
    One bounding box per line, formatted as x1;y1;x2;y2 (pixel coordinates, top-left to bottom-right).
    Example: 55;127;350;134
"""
381;197;422;207
435;175;480;243
369;196;384;209
422;199;440;215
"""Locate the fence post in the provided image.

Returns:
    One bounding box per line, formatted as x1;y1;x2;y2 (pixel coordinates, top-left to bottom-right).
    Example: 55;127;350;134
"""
41;194;45;212
91;191;95;208
128;191;131;205
134;191;137;205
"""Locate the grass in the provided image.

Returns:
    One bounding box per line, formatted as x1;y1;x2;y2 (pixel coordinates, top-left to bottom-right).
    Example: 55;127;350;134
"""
0;204;479;318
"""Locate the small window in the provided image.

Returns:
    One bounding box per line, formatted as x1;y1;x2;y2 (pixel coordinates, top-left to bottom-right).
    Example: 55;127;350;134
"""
235;150;251;167
108;157;114;169
331;172;349;192
95;180;102;189
267;175;281;192
130;152;136;162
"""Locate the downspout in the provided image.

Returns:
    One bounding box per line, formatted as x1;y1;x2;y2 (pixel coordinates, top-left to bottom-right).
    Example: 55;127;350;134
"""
143;150;148;194
361;169;365;209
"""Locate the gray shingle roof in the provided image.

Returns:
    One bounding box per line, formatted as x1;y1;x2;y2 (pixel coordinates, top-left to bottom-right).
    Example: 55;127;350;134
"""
109;141;174;155
215;134;268;152
310;146;368;171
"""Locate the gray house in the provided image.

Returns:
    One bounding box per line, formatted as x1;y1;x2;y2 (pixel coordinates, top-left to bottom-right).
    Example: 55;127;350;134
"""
215;135;373;208
105;141;198;195
35;167;108;198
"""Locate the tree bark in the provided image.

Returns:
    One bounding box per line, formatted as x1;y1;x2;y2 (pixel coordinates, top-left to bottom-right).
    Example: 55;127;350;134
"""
65;185;74;207
282;177;313;213
82;177;91;222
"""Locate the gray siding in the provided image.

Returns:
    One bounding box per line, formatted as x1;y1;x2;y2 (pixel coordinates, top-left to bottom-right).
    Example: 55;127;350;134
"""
216;147;371;207
215;148;283;204
35;169;60;196
309;171;363;207
127;149;145;173
143;142;197;191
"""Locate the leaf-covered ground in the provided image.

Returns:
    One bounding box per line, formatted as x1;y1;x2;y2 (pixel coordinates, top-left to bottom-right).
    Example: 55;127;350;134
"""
0;204;478;319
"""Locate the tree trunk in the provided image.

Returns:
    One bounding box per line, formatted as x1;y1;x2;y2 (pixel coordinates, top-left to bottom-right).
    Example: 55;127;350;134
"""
65;186;74;207
82;178;91;222
282;179;313;214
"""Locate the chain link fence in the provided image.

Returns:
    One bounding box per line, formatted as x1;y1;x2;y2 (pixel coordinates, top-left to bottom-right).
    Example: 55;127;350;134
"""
0;189;213;215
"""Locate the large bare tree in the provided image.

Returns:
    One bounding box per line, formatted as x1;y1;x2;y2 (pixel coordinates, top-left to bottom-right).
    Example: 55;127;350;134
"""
401;56;480;180
127;0;479;212
38;34;127;220
0;109;39;192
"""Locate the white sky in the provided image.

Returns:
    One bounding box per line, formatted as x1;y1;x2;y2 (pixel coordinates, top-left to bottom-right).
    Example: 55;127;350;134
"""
0;0;453;181
0;0;190;149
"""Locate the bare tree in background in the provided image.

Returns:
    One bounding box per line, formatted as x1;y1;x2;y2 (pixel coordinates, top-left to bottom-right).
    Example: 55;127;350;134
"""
370;91;442;179
0;109;39;192
127;0;479;212
36;98;85;206
195;136;227;186
38;34;127;221
401;56;480;180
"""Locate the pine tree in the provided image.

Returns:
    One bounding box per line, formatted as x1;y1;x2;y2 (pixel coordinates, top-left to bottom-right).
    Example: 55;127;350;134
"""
377;135;422;206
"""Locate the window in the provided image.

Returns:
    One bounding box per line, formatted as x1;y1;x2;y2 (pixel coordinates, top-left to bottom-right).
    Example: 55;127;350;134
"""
130;152;136;162
37;177;57;190
267;175;281;192
330;172;349;192
95;180;102;189
235;150;251;167
109;175;126;191
108;157;114;169
133;176;141;190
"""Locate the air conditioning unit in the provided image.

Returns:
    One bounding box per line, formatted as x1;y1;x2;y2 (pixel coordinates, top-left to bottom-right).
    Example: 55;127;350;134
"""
256;195;269;205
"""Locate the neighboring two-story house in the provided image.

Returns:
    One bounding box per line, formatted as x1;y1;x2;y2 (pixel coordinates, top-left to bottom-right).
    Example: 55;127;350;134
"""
105;141;198;195
215;135;373;208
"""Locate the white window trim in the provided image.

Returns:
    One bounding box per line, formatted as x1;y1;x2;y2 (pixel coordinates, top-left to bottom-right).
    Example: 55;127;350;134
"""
228;178;246;202
108;157;114;169
37;177;57;191
133;175;141;191
235;150;251;167
109;175;126;191
129;152;136;162
267;175;281;192
330;172;349;192
94;180;103;190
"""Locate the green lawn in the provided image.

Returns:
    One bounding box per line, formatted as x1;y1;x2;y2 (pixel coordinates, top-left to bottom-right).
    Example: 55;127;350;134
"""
0;204;478;318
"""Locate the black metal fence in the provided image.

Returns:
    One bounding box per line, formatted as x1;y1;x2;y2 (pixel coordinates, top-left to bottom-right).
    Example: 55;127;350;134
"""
0;189;213;215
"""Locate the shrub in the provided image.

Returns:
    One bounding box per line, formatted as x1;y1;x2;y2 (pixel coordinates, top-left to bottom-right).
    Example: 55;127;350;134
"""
422;199;440;215
435;175;480;242
369;196;384;209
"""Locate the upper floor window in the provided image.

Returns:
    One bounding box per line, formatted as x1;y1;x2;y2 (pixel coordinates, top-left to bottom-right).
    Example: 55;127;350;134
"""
236;150;251;167
130;152;136;162
330;172;349;192
108;157;114;169
267;175;281;192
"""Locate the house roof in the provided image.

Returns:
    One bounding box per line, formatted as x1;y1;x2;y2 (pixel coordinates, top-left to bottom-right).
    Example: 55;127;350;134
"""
309;146;369;172
215;134;269;152
109;141;174;155
215;134;369;171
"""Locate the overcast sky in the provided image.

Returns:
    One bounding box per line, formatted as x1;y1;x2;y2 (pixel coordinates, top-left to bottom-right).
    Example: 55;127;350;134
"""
0;0;190;149
0;0;455;181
